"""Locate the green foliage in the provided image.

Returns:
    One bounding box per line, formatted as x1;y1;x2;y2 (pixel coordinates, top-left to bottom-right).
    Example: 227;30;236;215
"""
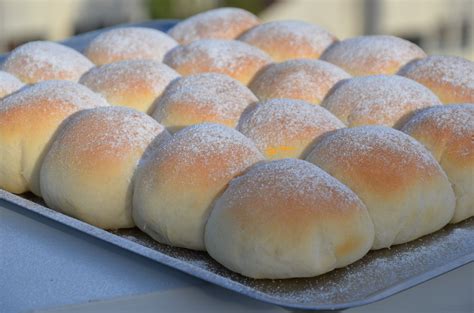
148;0;271;19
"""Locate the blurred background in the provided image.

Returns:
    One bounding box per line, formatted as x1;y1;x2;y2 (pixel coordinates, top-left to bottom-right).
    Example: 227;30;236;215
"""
0;0;472;59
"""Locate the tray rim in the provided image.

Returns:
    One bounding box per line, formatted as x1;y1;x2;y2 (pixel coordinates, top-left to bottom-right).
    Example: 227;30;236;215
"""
2;190;473;311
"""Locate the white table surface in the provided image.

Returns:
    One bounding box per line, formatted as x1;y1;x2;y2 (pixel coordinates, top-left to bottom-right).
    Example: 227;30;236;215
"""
1;199;473;313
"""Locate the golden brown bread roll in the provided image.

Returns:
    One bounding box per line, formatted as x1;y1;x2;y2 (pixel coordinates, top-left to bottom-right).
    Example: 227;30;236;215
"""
321;75;442;127
306;126;455;249
397;55;474;104
400;104;474;223
238;20;337;62
1;41;94;83
168;7;260;45
132;123;265;250
204;159;375;279
0;71;24;99
84;27;178;65
40;107;169;229
79;60;180;113
163;39;272;85
320;35;426;76
237;98;344;159
248;59;350;105
152;73;257;132
0;80;108;195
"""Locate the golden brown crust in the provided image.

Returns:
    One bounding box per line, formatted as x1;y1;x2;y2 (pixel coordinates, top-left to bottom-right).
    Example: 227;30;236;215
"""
79;60;180;113
248;59;350;105
152;73;257;132
237;98;344;159
400;104;474;164
40;106;168;229
168;8;260;45
84;27;178;65
132;123;265;250
397;56;474;104
238;20;337;61
400;104;474;223
163;39;272;85
320;35;426;76
0;80;108;195
1;41;94;83
306;126;455;249
321;75;441;127
204;159;374;278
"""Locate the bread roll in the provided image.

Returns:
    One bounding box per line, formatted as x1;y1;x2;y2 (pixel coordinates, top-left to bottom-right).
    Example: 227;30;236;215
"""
321;75;442;127
163;39;272;84
238;20;337;62
237;98;344;159
0;71;24;99
152;73;257;133
133;123;265;250
306;126;455;249
320;35;426;76
168;7;259;45
0;80;108;195
397;56;474;104
204;159;374;279
40;107;169;229
400;104;474;223
79;60;180;113
249;59;350;105
84;27;178;65
1;41;94;83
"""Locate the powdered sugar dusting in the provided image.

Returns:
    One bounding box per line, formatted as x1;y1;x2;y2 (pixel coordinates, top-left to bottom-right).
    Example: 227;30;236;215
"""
79;60;180;111
85;27;178;65
0;71;24;98
56;106;165;156
153;73;257;128
321;75;442;127
168;7;259;44
401;104;474;142
163;39;272;84
238;20;337;61
224;159;362;210
307;126;440;173
237;99;344;158
249;59;350;104
321;35;426;76
398;55;474;101
0;80;108;115
145;123;264;184
1;41;94;83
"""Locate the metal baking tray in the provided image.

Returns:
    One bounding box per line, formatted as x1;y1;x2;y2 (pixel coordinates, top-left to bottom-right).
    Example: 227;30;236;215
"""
1;190;473;312
1;21;474;311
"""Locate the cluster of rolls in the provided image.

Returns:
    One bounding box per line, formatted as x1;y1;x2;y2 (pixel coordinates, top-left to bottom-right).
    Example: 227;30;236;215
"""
1;7;473;279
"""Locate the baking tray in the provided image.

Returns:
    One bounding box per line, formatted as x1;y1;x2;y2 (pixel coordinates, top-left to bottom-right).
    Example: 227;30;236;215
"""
1;21;474;311
1;189;473;312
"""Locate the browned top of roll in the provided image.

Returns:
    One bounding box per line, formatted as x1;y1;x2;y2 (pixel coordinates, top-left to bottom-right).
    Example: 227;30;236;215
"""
400;104;474;166
84;27;178;65
320;35;426;76
321;75;442;127
152;73;257;132
238;20;337;61
1;41;94;83
249;59;350;104
79;60;180;113
397;55;474;104
168;7;260;45
163;39;272;85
